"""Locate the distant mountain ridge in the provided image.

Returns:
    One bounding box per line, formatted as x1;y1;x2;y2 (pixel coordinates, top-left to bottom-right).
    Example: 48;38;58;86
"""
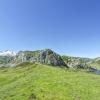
0;50;16;56
0;49;96;68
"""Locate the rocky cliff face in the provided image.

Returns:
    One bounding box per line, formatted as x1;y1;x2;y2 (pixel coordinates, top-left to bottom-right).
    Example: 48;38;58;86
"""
14;49;67;66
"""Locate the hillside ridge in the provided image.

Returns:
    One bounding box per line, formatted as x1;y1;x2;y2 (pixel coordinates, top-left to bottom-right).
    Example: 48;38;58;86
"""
0;49;93;69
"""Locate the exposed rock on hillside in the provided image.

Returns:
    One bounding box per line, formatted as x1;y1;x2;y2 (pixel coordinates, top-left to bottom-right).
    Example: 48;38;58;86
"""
92;57;100;64
0;49;92;68
62;56;90;69
14;49;67;66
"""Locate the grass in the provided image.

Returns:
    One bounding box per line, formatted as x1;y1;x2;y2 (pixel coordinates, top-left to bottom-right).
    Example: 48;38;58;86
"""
0;63;100;100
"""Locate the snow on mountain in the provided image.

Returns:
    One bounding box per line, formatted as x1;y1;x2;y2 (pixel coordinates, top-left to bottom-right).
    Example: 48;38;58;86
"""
0;50;16;56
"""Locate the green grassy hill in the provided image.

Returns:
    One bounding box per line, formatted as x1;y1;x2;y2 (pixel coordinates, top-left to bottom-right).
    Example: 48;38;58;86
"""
0;63;100;100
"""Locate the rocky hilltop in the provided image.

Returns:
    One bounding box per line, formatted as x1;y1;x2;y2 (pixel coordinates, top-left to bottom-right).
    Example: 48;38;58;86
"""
14;49;66;66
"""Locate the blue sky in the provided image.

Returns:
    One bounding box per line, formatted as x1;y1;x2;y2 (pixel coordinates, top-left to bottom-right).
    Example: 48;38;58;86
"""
0;0;99;58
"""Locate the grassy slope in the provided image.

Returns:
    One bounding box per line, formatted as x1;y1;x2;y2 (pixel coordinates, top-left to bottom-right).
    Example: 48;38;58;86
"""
0;63;100;100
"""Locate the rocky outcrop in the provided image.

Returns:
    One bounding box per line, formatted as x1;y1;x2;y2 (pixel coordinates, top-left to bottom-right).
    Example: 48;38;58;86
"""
62;56;90;69
14;49;67;67
92;57;100;64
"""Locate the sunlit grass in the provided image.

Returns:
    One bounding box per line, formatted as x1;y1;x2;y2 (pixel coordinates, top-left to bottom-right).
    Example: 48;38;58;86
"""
0;63;100;100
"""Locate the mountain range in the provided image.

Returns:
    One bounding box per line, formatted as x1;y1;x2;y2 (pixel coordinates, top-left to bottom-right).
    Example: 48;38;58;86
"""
0;50;16;56
0;49;99;69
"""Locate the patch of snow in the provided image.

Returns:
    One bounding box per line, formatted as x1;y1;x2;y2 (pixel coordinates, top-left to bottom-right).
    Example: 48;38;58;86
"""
0;50;16;56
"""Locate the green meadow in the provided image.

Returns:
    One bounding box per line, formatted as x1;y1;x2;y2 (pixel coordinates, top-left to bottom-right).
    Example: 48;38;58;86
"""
0;63;100;100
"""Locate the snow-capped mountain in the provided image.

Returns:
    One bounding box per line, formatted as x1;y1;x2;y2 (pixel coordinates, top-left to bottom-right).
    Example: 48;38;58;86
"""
0;50;16;56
